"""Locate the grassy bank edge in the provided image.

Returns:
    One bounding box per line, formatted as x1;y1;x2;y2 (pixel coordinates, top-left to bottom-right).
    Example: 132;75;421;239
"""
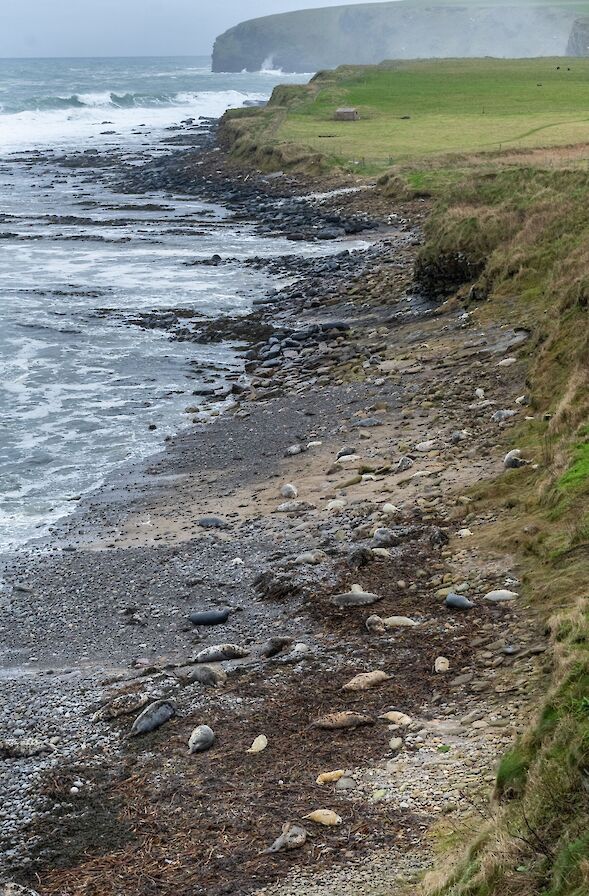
411;164;589;896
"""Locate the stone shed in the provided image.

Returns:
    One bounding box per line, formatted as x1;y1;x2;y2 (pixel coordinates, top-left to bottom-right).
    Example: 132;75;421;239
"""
334;107;360;121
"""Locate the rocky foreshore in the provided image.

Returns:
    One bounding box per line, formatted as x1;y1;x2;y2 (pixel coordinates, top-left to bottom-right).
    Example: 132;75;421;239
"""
0;126;547;896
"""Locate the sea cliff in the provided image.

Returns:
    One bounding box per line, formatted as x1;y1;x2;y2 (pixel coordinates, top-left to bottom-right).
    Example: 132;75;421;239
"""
212;0;586;72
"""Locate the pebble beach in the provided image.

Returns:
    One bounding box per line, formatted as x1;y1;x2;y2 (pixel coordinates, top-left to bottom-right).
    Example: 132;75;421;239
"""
0;121;548;896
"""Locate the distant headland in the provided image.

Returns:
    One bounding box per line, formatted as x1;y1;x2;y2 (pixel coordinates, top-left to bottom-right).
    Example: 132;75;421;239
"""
212;0;589;72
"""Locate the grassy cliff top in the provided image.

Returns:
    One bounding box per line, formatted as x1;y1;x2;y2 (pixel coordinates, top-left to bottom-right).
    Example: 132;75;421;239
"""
225;57;589;172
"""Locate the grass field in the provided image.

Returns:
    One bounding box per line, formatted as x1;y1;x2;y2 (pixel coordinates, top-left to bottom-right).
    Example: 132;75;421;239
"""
233;58;589;171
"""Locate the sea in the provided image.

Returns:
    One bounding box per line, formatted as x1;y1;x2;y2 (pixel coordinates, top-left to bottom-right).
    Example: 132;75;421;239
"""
0;56;367;550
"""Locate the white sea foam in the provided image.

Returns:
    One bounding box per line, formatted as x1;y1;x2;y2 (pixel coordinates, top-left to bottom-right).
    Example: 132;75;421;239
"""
0;89;267;153
0;57;330;549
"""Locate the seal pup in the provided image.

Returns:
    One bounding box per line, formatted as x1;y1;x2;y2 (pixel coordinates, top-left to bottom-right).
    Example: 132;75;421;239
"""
180;665;227;687
258;636;293;658
188;725;215;754
247;734;268;754
484;589;518;602
365;614;386;635
130;699;176;737
342;670;390;692
332;590;381;608
263;823;307;854
189;608;231;626
195;644;249;663
445;593;474;610
92;693;149;722
313;711;374;730
304;809;342;826
0;739;56;760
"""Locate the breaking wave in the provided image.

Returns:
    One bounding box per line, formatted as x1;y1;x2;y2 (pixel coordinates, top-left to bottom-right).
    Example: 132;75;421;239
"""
0;89;267;152
19;89;220;112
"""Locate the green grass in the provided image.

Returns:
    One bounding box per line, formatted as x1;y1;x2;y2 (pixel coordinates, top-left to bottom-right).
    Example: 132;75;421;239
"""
559;428;589;491
246;58;589;171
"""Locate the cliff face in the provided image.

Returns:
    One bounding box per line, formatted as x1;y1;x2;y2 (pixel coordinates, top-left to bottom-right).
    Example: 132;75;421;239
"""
212;1;581;73
567;17;589;54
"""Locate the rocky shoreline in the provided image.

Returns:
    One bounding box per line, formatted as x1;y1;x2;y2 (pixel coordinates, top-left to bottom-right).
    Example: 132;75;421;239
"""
0;126;547;896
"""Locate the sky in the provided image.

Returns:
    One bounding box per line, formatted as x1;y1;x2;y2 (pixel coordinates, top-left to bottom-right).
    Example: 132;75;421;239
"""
0;0;394;58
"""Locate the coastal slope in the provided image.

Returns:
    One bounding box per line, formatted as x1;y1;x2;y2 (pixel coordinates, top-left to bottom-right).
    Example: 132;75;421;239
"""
212;1;589;72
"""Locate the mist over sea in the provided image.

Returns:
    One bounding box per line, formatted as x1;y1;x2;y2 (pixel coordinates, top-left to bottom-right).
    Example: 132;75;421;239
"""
0;56;360;549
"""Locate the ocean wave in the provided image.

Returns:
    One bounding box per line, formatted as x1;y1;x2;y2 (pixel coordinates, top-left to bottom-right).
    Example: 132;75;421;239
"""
19;89;228;112
0;89;268;152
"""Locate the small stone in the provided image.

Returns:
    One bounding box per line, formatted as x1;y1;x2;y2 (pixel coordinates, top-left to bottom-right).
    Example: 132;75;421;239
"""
335;776;357;792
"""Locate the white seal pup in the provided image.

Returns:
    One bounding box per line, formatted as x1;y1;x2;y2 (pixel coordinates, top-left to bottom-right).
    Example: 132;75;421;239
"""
194;644;249;663
188;725;215;754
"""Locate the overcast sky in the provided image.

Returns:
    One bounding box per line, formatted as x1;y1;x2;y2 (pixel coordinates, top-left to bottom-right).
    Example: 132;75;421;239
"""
0;0;393;58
